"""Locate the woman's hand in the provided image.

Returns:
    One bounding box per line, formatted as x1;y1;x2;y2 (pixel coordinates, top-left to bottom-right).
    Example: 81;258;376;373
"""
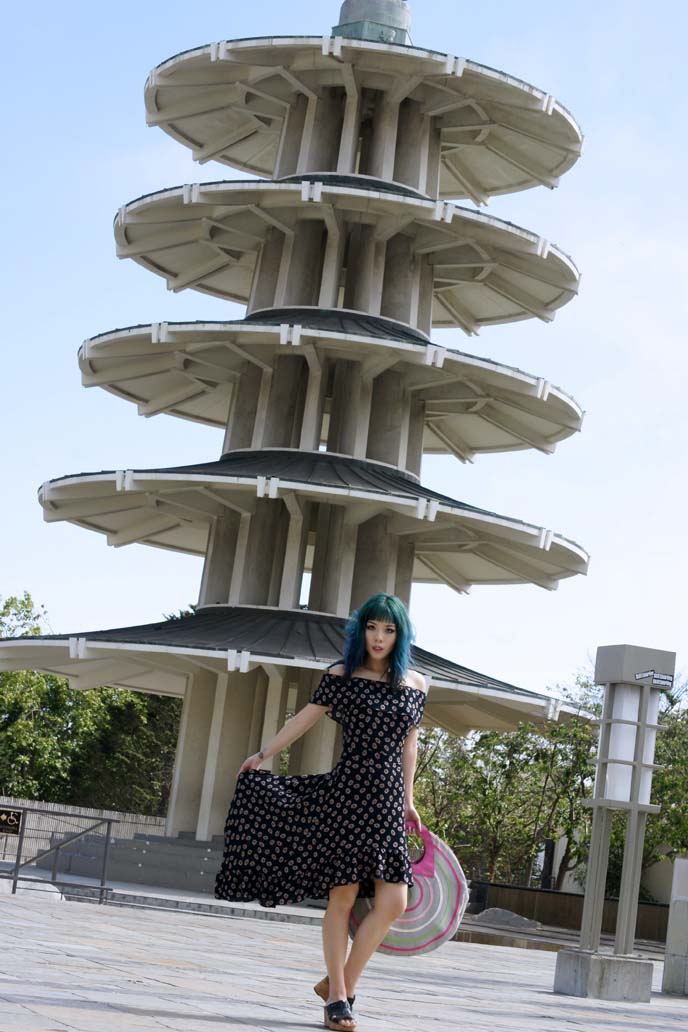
237;752;266;776
405;802;422;835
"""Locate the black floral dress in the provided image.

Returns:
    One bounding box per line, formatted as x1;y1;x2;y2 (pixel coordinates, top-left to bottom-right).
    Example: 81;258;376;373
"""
214;670;427;908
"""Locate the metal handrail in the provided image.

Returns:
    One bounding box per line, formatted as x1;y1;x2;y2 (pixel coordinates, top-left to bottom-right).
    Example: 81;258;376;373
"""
0;805;120;904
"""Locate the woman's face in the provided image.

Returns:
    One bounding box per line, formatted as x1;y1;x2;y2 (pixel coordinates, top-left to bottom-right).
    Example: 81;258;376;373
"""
365;618;397;664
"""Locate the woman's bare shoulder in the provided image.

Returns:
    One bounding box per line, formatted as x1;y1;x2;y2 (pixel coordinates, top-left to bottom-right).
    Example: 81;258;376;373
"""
327;663;346;677
405;669;428;694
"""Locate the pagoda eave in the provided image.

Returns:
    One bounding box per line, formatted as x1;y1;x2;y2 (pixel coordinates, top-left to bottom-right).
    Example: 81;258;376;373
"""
0;606;570;732
145;34;582;201
78;315;583;455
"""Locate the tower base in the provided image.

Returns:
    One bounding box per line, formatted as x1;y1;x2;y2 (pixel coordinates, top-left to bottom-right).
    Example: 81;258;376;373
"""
553;949;653;1002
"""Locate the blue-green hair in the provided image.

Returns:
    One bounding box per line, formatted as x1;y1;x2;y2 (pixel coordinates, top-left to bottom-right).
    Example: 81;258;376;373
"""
338;593;415;688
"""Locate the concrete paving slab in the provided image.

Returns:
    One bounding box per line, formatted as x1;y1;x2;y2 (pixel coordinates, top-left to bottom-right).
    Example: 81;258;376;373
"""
1;895;687;1032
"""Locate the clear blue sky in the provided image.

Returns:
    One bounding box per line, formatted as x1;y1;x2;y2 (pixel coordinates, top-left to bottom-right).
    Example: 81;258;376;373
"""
3;0;687;694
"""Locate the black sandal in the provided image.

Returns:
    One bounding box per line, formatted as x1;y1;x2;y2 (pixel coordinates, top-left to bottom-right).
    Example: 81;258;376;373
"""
323;999;357;1030
314;974;355;1010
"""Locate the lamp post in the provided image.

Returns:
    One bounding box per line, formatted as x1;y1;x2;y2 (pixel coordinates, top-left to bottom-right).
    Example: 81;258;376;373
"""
554;644;675;1003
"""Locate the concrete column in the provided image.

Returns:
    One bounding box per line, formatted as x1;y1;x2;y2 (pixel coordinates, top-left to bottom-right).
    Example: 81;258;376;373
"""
262;354;309;448
406;398;425;477
366;369;411;469
239;499;291;606
298;89;344;173
326;359;362;455
425;121;443;200
337;78;362;173
346;225;386;315
164;668;220;838
274;94;309;178
300;354;327;451
247;226;286;314
380;232;419;326
261;672;290;775
279;497;311;609
366;93;400;181
416;255;435;337
280;220;325;308
318;215;346;308
394;100;430;193
309;503;358;615
222;360;265;452
350;514;398;609
197;510;242;606
195;667;268;839
286;671;313;774
394;537;415;608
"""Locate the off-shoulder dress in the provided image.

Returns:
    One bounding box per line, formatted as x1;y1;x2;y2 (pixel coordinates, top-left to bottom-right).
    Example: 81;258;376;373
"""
214;670;427;908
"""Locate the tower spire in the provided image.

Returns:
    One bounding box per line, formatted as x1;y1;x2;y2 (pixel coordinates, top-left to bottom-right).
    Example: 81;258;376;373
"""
333;0;411;45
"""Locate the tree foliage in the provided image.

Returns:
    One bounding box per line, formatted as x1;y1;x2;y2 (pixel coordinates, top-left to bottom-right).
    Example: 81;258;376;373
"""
413;677;600;887
0;592;181;815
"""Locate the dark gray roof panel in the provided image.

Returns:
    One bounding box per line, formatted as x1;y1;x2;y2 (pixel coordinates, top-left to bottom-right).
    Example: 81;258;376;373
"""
277;172;431;200
24;606;540;699
148;450;501;518
243;307;430;344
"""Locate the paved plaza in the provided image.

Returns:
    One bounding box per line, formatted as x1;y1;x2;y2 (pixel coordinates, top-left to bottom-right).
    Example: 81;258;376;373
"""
1;891;687;1032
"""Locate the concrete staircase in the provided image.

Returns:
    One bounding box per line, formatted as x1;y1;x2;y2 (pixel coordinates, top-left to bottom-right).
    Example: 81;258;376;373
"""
34;831;223;894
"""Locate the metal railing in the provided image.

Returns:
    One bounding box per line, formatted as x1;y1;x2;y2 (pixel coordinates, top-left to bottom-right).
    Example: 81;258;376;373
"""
0;805;119;904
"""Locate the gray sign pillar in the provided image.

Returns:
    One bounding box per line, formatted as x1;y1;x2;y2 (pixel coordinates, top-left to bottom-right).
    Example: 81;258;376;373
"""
554;643;675;1003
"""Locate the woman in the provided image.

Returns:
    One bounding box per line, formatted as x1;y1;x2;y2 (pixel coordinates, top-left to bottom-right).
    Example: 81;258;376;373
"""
214;593;428;1031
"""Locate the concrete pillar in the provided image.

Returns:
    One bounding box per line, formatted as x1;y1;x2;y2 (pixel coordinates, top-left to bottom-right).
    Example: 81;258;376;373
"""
366;369;410;469
662;859;688;995
425;120;442;200
261;672;290;775
394;537;415;608
326;359;362;455
197;510;242;606
196;667;268;840
350;514;398;609
380;232;419;326
365;93;400;181
278;499;311;608
288;676;311;776
318;216;346;308
394;100;430;193
247;226;285;314
300;355;328;451
346;225;386;315
663;897;688;994
309;503;358;615
274;94;308;178
406;397;425;478
222;360;265;452
239;499;290;606
417;255;435;336
164;668;222;838
299;89;344;173
281;220;326;307
337;80;362;173
262;354;309;448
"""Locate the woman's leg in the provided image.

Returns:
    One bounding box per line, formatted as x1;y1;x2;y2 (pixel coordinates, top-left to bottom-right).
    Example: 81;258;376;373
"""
343;879;407;994
322;882;359;1022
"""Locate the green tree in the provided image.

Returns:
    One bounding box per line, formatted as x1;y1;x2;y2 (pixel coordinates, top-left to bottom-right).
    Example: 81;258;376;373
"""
413;675;600;887
0;592;181;815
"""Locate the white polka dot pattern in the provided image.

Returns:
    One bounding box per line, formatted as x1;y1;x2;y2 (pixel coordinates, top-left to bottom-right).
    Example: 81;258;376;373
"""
214;671;427;908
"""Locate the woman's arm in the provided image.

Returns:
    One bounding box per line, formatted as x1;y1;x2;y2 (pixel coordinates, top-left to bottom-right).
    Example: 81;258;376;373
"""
237;702;329;773
402;669;427;832
400;722;422;833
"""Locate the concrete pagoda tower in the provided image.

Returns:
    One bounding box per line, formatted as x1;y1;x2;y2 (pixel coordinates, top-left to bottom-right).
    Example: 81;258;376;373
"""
1;0;588;842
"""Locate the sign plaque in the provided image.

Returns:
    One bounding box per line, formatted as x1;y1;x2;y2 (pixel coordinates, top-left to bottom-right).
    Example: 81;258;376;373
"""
0;809;23;836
